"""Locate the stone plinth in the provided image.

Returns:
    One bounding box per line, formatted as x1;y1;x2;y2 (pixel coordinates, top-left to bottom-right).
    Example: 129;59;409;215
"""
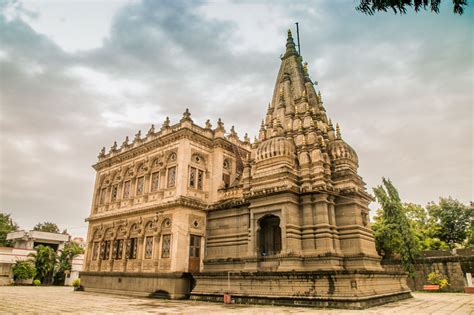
80;271;191;299
190;270;411;309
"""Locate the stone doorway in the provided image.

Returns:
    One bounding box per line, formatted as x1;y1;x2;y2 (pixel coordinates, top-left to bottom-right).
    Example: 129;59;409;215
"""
258;215;282;256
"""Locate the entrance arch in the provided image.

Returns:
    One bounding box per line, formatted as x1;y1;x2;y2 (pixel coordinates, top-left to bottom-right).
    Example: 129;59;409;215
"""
257;215;282;256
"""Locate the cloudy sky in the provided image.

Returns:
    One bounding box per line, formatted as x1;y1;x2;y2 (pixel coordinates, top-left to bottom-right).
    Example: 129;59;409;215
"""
0;0;472;238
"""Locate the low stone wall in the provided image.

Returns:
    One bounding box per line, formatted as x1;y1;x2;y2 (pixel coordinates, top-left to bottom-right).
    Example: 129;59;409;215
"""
381;249;474;292
80;271;192;299
190;270;411;309
0;263;12;285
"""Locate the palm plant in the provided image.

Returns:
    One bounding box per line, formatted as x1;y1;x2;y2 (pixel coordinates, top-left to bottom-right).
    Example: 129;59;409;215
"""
29;245;57;285
55;242;84;284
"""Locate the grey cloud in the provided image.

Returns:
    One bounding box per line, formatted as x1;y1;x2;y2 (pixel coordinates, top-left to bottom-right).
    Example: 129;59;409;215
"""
0;0;472;236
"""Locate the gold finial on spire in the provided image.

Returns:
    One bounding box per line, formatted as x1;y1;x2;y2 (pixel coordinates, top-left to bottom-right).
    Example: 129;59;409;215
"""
336;123;341;139
288;29;292;37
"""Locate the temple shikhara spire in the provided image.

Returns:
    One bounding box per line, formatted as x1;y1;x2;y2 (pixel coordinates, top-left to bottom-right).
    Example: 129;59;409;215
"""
82;30;410;309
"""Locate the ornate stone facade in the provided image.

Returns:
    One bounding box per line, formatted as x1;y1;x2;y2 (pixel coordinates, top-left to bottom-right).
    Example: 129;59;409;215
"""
81;31;410;308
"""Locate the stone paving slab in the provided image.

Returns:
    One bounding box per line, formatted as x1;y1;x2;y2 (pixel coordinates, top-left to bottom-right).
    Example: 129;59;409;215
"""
0;286;472;314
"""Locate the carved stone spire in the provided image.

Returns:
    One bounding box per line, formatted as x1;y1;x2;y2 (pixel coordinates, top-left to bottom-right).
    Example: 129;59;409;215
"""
303;62;311;83
259;119;266;141
336;123;341;139
283;29;298;59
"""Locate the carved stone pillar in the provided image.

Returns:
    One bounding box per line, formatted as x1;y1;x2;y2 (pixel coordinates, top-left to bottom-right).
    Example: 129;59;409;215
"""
313;193;335;254
301;195;314;252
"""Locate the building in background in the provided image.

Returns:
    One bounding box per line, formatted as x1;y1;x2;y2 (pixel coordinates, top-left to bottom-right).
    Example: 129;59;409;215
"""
6;230;70;251
0;230;69;285
81;31;410;308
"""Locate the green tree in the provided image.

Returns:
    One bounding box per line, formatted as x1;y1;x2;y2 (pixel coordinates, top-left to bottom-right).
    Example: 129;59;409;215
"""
466;202;474;248
55;242;85;284
33;222;60;233
356;0;467;15
427;197;471;249
0;213;19;247
29;245;57;284
404;203;448;251
12;260;36;281
373;178;419;276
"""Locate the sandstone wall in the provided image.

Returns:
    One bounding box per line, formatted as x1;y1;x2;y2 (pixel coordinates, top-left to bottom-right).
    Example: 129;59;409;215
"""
381;249;474;292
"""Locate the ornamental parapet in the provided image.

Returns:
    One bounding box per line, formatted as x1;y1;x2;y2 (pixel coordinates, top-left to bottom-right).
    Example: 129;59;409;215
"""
95;110;251;168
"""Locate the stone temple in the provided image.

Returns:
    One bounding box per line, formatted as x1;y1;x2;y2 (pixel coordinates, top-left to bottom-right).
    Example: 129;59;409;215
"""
81;30;411;309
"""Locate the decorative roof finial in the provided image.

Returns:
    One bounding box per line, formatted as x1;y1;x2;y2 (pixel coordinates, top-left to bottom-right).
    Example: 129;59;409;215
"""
244;133;250;143
336;123;341;139
205;119;212;129
230;125;237;137
147;124;155;136
216;118;224;130
163;116;170;128
134;130;141;142
122;136;129;147
98;147;106;158
181;108;192;122
283;28;298;58
111;141;118;152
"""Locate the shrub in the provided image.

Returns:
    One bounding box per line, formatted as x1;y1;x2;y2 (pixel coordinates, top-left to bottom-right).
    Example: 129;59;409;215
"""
33;279;41;286
427;271;449;289
72;278;80;288
12;260;36;281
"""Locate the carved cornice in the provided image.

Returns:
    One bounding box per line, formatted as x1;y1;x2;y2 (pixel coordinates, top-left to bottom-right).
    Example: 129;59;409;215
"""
86;196;207;222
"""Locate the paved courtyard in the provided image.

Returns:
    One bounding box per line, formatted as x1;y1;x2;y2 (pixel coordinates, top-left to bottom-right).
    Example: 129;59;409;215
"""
0;286;472;314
